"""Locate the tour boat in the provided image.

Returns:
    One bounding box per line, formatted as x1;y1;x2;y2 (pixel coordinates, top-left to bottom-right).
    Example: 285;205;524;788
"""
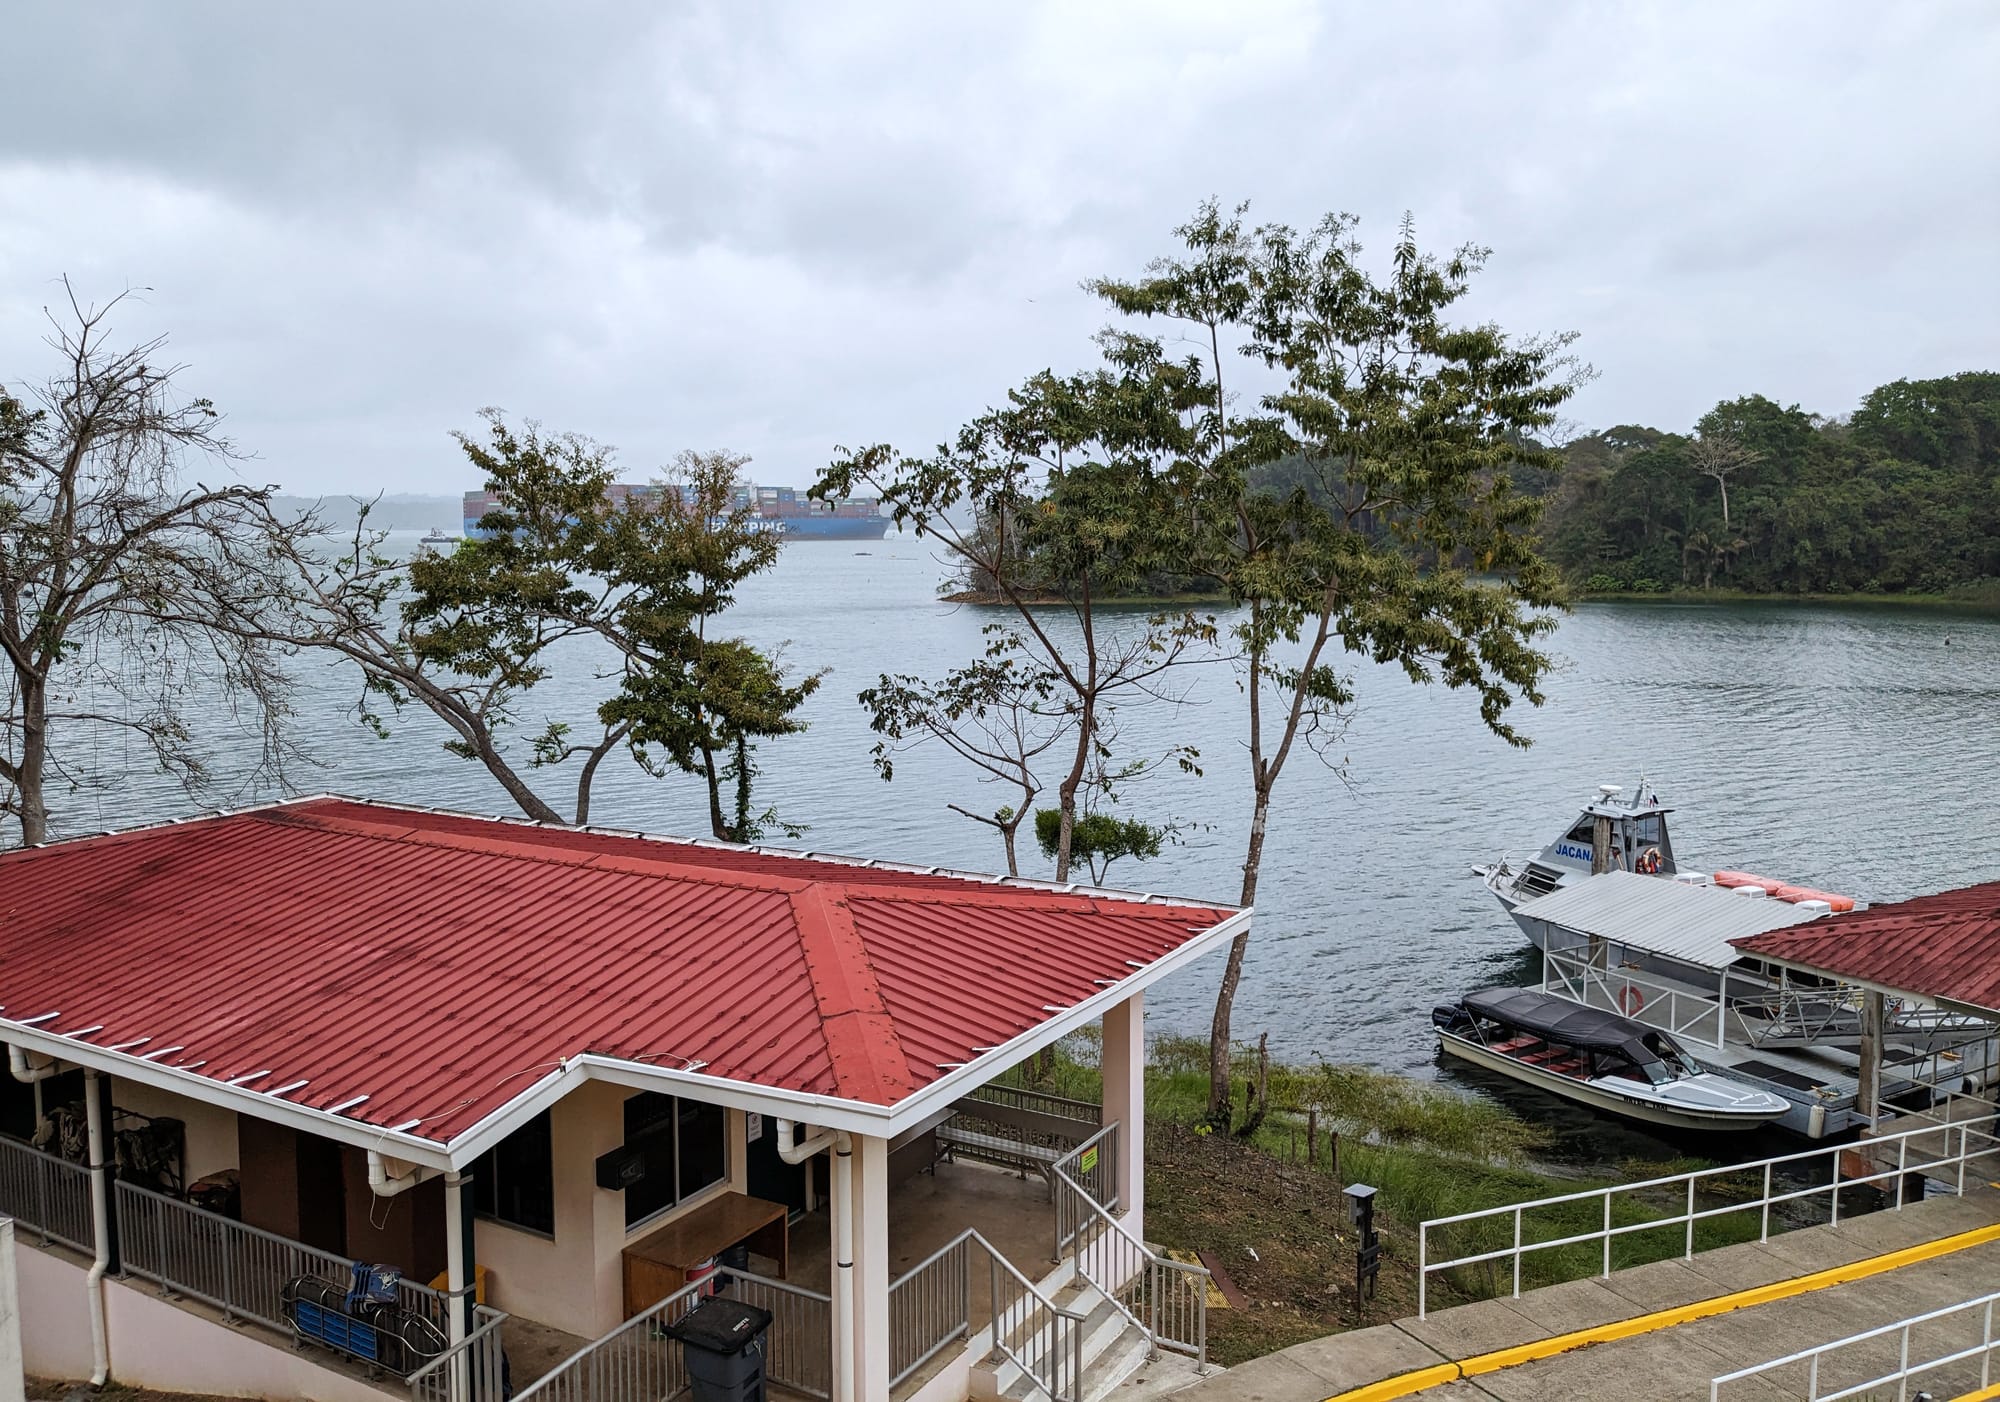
1473;782;1855;946
1432;987;1791;1132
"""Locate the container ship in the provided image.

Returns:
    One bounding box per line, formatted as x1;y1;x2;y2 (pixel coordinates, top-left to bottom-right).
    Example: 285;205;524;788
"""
462;483;889;541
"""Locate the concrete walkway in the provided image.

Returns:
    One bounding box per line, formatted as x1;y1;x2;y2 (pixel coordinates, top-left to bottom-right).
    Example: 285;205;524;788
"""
1173;1188;2000;1402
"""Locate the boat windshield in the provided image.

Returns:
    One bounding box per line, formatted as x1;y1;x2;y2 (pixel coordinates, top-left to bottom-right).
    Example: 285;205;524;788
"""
1640;1031;1699;1078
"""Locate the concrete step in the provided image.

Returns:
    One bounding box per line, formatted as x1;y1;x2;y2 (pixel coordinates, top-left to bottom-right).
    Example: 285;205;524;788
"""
1093;1350;1216;1401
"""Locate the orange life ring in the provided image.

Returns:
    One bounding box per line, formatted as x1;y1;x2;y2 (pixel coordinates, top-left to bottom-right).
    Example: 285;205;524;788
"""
1618;986;1646;1016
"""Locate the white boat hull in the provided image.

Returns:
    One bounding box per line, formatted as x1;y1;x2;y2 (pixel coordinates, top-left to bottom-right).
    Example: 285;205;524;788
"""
1437;1030;1787;1131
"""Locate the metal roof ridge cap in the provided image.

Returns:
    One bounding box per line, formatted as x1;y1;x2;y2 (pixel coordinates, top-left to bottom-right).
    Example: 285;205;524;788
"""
792;884;917;1102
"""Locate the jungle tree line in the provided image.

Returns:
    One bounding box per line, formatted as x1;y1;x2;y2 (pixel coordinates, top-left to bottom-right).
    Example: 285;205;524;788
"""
1537;373;2000;595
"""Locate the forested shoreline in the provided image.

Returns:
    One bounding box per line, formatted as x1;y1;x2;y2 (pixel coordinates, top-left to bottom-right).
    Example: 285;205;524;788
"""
1534;372;2000;599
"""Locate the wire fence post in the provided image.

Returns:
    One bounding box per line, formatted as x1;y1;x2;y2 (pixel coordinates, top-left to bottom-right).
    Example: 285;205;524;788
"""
1760;1162;1772;1242
1511;1208;1522;1298
1685;1178;1696;1258
1601;1194;1612;1277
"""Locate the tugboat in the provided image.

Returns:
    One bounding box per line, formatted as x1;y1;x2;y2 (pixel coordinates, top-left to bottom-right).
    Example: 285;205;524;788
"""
1433;988;1790;1132
419;526;456;547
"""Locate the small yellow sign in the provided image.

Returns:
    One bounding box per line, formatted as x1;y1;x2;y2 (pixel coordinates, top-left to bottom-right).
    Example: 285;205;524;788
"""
1079;1146;1099;1174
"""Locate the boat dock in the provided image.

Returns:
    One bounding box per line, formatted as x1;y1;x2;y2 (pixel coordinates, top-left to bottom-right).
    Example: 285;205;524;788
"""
1164;1186;2000;1402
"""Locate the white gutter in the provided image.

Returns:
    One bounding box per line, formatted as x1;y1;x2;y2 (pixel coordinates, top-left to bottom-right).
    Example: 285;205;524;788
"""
777;1121;852;1402
0;1022;454;1171
83;1070;111;1387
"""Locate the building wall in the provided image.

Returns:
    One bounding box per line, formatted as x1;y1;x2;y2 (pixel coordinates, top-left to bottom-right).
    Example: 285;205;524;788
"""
109;1077;239;1186
471;1087;747;1340
16;1242;94;1382
104;1275;392;1402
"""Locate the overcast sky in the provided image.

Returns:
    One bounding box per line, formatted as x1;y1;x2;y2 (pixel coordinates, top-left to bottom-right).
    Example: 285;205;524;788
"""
3;1;1995;498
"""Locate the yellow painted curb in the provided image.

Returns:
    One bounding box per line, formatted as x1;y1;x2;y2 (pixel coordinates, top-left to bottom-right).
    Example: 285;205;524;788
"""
1323;1220;2000;1402
1950;1385;2000;1402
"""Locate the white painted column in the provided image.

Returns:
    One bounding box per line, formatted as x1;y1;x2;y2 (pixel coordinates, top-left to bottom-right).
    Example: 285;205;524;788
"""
1101;991;1145;1241
443;1171;471;1402
847;1133;891;1401
0;1218;25;1402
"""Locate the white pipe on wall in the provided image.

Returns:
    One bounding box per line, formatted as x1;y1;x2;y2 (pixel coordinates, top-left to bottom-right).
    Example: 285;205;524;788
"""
777;1120;854;1401
83;1070;110;1388
8;1045;61;1083
367;1150;440;1197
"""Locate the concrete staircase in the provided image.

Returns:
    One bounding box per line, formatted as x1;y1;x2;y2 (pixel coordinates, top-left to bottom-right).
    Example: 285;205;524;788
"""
973;1278;1218;1402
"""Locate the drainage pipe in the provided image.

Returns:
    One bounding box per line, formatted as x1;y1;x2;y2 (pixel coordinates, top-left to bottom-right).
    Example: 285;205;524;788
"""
777;1121;852;1401
8;1045;62;1083
367;1150;441;1197
83;1068;111;1387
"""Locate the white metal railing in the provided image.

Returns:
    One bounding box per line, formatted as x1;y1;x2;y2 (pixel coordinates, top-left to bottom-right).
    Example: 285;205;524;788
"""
885;1228;1083;1400
407;1304;509;1402
888;1232;971;1389
1417;1110;2000;1317
1710;1287;1999;1400
1052;1122;1121;1257
117;1179;450;1340
0;1133;93;1253
1544;946;1728;1048
1051;1126;1207;1369
515;1267;829;1402
968;1084;1104;1127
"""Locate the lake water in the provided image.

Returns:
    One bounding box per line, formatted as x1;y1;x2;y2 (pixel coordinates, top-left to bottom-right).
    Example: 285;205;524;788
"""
79;533;2000;1132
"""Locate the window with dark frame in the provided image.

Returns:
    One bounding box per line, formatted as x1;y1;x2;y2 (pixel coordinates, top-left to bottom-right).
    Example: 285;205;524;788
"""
623;1091;727;1229
472;1109;555;1236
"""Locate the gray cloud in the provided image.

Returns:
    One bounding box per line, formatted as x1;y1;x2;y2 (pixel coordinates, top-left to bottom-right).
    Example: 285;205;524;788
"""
2;0;1995;495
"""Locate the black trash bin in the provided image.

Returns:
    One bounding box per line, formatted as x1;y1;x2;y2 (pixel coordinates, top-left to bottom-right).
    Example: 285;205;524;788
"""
662;1296;773;1402
717;1240;752;1290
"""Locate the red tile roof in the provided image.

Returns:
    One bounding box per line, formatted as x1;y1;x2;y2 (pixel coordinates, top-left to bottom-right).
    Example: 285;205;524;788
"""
0;798;1235;1144
1731;880;2000;1015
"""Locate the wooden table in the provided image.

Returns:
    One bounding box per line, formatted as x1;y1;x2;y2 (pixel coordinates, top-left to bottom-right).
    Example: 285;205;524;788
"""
622;1191;790;1317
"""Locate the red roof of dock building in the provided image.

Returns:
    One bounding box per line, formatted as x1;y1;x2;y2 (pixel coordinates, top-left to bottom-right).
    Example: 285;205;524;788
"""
1731;880;2000;1017
0;798;1238;1147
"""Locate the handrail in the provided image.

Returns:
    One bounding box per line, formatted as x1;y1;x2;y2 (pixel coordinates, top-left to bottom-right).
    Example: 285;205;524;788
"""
407;1304;508;1402
0;1133;93;1254
117;1179;448;1337
1418;1110;2000;1317
515;1267;829;1402
1051;1121;1208;1370
1710;1286;1999;1400
886;1228;1084;1400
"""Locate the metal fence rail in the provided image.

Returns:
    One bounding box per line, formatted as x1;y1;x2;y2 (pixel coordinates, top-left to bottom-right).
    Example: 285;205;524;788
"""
408;1304;509;1402
117;1180;449;1339
1710;1287;1999;1401
1418;1110;2000;1317
969;1084;1104;1127
888;1233;970;1389
1051;1127;1207;1368
0;1133;93;1253
515;1268;828;1402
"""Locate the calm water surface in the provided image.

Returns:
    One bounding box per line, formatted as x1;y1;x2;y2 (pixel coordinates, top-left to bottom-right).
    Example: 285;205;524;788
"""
86;535;2000;1127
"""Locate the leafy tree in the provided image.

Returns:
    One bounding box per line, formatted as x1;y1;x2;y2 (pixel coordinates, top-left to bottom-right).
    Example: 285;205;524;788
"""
1032;805;1162;885
0;283;305;847
234;419;816;834
817;347;1213;881
1095;204;1582;1123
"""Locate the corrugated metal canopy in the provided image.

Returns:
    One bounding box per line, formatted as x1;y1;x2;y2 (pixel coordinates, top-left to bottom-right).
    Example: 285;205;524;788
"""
0;797;1237;1146
1512;870;1824;970
1732;881;2000;1016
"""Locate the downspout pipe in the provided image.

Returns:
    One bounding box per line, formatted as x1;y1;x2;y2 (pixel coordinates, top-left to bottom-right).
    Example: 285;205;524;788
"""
84;1069;111;1387
367;1150;441;1197
9;1045;61;1082
777;1121;853;1402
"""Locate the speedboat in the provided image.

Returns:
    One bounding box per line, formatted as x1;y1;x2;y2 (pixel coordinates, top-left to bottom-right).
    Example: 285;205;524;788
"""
1433;987;1790;1132
1474;781;1855;947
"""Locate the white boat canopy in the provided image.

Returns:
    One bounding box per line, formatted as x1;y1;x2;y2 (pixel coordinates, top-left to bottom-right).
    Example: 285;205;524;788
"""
1511;870;1826;970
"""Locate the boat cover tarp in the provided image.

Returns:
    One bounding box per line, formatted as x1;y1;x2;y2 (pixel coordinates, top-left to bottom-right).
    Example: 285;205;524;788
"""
1463;987;1661;1059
